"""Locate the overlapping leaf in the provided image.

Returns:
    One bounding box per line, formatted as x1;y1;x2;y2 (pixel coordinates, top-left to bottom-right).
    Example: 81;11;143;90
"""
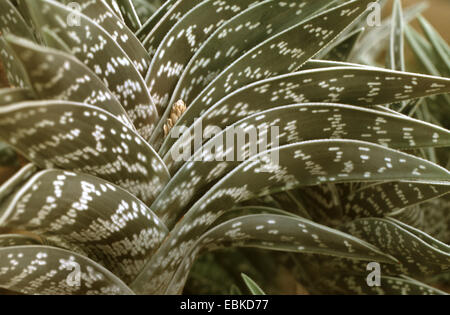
160;66;450;158
157;0;374;147
112;0;142;32
0;164;37;206
320;274;446;295
0;88;33;106
0;234;42;247
132;0;165;24
140;0;203;55
147;0;267;114
163;213;396;294
0;37;30;88
0;101;170;206
133;139;450;293
0;169;168;283
0;0;35;41
153;103;450;227
343;218;450;276
343;181;450;219
0;245;134;294
148;0;332;115
5;35;133;128
135;0;176;42
25;0;158;139
57;0;150;75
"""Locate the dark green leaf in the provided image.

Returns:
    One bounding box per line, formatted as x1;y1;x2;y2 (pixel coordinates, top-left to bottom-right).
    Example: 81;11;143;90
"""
0;100;170;206
0;245;134;294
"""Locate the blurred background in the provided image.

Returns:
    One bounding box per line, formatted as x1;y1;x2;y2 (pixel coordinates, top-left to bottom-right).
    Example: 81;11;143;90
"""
391;0;449;42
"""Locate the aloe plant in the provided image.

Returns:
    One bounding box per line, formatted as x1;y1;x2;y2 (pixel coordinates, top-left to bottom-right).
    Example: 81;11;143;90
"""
0;0;448;295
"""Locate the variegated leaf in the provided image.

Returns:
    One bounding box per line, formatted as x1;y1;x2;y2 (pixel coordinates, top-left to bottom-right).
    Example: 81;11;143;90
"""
0;169;168;283
0;0;35;40
131;0;165;24
388;218;449;253
134;139;449;293
322;28;364;62
135;0;176;42
160;66;450;156
0;101;170;206
0;245;134;294
320;274;446;295
156;0;375;148
153;103;450;227
343;218;450;276
147;0;268;114
0;234;42;247
110;0;142;32
420;198;450;244
0;37;30;88
58;0;150;76
5;35;133;128
0;164;38;207
0;87;33;106
25;0;158;139
164;213;396;294
343;181;450;219
141;0;203;55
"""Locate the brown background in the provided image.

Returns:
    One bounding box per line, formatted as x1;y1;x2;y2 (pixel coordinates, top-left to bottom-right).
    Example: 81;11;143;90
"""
386;0;450;42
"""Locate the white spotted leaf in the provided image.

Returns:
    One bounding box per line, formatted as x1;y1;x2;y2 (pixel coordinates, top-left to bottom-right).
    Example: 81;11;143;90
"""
0;100;170;206
0;245;134;294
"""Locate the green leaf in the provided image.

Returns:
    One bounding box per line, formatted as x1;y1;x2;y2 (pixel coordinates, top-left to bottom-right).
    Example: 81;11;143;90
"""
140;0;203;55
0;88;33;106
4;35;133;128
0;100;170;206
242;273;266;295
0;0;35;40
343;181;450;219
25;0;158;140
0;234;42;247
57;0;150;76
322;28;364;62
0;37;31;88
159;213;396;294
148;0;333;115
321;274;447;295
0;141;17;166
344;218;450;276
135;0;176;42
0;164;38;207
418;16;450;74
154;103;450;227
155;0;375;147
110;0;142;32
160;66;450;157
131;0;165;23
388;0;405;72
387;218;449;254
405;25;441;77
0;169;169;283
134;139;449;293
0;245;134;294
